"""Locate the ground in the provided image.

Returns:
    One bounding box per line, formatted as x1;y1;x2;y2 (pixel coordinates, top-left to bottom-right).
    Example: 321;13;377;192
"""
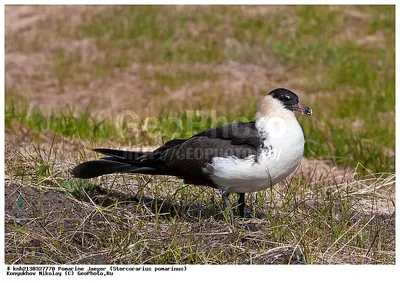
4;5;395;264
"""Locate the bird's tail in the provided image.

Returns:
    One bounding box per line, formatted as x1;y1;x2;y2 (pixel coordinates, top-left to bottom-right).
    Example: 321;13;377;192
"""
72;148;159;179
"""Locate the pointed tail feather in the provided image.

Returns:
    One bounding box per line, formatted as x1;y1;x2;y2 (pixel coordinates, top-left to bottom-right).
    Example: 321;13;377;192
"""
93;148;151;160
72;147;175;179
72;159;161;179
72;160;133;179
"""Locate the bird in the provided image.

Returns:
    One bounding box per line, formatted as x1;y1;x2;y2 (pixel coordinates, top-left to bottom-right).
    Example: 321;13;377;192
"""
72;88;312;222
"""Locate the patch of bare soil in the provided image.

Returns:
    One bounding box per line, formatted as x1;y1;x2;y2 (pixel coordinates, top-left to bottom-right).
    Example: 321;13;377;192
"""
5;181;105;264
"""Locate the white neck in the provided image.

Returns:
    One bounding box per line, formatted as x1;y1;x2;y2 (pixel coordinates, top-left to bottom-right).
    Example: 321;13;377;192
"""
255;95;296;120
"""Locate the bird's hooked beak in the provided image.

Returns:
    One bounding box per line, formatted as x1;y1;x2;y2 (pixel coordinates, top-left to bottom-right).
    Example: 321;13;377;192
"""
293;103;312;116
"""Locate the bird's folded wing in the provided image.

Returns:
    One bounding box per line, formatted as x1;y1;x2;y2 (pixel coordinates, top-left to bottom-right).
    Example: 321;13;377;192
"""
159;121;261;172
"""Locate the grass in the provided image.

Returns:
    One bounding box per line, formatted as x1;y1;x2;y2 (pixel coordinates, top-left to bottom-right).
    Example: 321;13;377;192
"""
60;179;96;201
76;6;227;64
5;142;395;263
5;93;121;142
5;92;394;172
5;5;395;264
6;6;394;171
141;68;220;92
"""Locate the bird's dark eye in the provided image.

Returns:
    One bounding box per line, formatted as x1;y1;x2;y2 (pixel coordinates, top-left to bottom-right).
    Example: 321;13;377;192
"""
281;95;291;101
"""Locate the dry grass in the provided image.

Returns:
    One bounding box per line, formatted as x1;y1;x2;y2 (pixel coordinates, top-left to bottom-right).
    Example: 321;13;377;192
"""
4;131;395;264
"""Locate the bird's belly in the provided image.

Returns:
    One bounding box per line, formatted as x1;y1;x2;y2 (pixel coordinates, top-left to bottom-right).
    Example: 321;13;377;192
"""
207;141;304;193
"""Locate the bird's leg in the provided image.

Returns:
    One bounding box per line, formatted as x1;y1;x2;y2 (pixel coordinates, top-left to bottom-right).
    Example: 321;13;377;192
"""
238;193;245;218
221;190;234;224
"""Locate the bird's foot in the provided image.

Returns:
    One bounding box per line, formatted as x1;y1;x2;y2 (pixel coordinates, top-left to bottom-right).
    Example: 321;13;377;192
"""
238;193;246;219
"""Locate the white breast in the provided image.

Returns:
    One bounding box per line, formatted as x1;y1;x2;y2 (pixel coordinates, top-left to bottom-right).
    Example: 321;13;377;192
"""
206;117;305;193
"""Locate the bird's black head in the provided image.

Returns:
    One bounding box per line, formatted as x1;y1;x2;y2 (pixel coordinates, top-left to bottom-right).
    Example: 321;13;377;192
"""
268;88;312;116
269;88;299;110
